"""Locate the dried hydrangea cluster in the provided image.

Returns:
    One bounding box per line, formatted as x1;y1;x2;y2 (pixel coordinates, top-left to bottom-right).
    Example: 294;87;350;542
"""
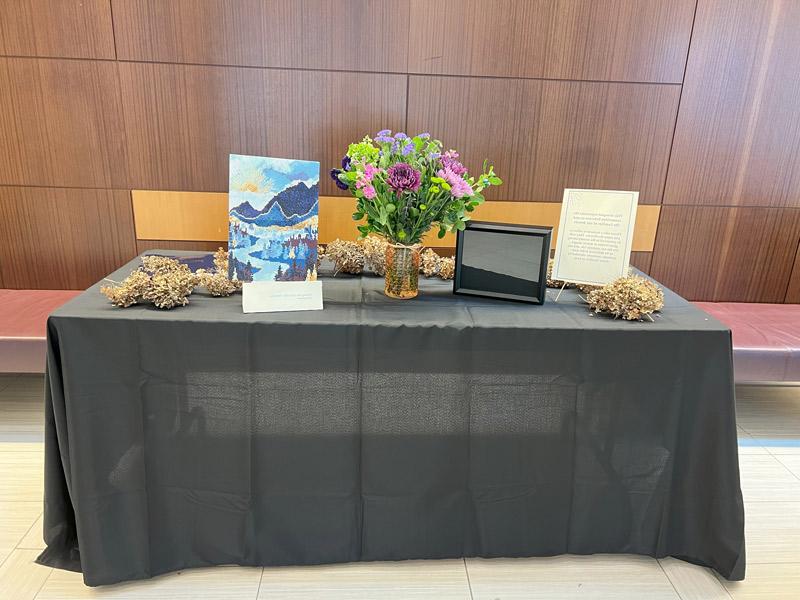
195;248;243;297
323;238;455;280
324;240;366;275
586;275;664;321
101;249;240;309
360;235;388;276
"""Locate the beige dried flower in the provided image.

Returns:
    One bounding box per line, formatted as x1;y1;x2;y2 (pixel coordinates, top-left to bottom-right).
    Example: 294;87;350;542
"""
586;275;664;321
143;271;193;309
195;247;242;297
361;236;388;275
437;256;455;280
420;248;440;277
100;269;150;307
325;239;365;275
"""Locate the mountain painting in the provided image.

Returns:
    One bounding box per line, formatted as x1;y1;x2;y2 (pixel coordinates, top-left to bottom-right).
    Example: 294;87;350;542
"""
228;154;319;282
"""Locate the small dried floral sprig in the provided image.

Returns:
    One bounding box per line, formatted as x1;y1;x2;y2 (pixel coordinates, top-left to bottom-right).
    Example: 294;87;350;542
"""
585;275;664;322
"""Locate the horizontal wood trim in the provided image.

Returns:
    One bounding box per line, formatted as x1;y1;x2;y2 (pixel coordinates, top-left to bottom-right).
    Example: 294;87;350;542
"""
133;191;660;252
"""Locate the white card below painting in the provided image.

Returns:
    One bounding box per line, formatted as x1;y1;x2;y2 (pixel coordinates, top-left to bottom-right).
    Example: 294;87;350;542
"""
242;281;323;313
552;188;638;286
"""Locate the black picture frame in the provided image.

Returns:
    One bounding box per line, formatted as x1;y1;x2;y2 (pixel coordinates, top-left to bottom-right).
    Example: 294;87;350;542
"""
454;221;552;304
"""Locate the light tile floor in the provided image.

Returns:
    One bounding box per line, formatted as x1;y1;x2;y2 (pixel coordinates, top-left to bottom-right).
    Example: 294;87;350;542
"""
0;374;797;599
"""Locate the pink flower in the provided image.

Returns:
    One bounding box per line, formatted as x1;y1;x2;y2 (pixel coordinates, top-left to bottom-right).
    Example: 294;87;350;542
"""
362;184;377;200
363;163;379;182
440;150;467;176
437;167;473;198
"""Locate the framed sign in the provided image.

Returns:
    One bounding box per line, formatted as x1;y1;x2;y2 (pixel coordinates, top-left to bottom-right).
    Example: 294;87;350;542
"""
454;221;552;304
552;189;639;286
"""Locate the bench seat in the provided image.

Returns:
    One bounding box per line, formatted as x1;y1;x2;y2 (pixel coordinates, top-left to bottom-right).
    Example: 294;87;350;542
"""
695;302;800;383
0;290;82;373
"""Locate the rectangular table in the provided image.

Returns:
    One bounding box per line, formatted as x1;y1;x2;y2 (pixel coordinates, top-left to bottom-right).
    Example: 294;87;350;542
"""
37;252;745;586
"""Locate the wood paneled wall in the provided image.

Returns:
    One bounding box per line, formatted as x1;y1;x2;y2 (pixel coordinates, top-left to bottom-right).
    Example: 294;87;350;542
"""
0;0;798;302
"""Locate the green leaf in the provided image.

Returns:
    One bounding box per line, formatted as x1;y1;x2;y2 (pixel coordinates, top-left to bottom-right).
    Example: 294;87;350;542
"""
352;211;364;220
489;176;503;185
437;228;446;239
456;220;466;231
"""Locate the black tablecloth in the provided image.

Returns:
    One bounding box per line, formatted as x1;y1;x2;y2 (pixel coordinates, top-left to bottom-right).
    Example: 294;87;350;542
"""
37;252;745;586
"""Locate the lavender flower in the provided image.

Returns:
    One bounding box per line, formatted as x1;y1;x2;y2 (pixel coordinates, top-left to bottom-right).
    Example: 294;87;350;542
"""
417;132;431;139
330;168;349;190
401;141;414;156
394;132;408;140
341;155;351;171
374;129;394;143
387;163;421;194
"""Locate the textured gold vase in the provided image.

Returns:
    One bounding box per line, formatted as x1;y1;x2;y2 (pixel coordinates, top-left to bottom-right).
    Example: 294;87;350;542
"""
384;243;421;299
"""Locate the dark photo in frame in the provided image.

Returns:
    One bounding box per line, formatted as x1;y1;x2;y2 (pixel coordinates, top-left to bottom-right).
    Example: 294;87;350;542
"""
454;221;552;304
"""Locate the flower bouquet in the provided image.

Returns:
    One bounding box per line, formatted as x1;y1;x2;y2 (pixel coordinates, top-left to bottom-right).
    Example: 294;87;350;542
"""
330;130;501;298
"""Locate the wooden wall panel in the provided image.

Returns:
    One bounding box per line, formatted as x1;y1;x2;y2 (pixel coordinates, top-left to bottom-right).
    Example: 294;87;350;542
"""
409;0;695;83
0;187;137;289
112;0;408;72
650;206;800;302
118;62;406;194
408;76;679;204
786;243;800;303
0;58;126;188
630;252;653;275
0;1;115;59
664;1;800;207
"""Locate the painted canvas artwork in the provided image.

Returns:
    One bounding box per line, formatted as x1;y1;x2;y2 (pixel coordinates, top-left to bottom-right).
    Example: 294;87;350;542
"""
228;154;319;282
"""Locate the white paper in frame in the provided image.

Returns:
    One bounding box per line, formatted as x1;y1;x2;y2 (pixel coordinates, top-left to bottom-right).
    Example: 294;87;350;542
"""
552;189;639;286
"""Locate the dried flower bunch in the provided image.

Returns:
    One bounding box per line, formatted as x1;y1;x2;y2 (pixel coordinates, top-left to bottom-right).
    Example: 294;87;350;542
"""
324;239;366;275
195;248;243;297
360;235;389;276
101;249;240;309
586;275;664;321
323;237;455;280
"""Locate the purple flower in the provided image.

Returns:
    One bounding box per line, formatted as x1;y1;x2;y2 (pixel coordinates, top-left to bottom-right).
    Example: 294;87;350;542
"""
395;132;408;140
341;155;351;171
363;184;376;200
330;168;349;190
417;132;431;139
375;130;394;143
427;152;441;160
387;163;421;194
440;150;467;176
437;167;473;198
401;141;414;156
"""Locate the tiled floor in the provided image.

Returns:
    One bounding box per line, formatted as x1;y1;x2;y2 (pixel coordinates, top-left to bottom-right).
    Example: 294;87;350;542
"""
0;374;798;599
